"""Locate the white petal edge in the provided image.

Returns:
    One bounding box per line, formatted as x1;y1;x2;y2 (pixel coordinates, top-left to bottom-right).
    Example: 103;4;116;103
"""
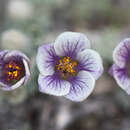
54;32;90;56
113;38;130;68
111;64;130;95
3;50;30;62
0;77;25;91
115;73;130;95
23;59;31;84
36;44;56;76
65;71;95;102
76;49;103;80
38;74;71;96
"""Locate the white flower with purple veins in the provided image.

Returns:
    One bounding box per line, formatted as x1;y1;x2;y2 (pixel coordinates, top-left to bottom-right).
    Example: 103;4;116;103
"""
36;32;103;102
0;50;31;91
109;38;130;94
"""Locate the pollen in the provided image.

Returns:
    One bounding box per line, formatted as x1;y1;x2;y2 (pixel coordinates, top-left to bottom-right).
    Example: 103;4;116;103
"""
56;57;77;79
5;61;22;81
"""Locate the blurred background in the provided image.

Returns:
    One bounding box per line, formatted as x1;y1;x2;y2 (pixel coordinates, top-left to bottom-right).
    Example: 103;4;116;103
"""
0;0;130;130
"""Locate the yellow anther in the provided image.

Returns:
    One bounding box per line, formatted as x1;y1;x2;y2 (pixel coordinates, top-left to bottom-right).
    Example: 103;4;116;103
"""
70;69;75;73
13;71;18;77
63;57;70;63
8;72;12;75
6;61;22;81
59;59;62;64
71;61;77;67
15;66;20;70
9;64;12;68
56;57;77;78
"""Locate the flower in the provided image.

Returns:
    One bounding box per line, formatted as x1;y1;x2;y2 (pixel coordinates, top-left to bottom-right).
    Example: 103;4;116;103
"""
109;38;130;94
0;50;31;91
36;32;103;102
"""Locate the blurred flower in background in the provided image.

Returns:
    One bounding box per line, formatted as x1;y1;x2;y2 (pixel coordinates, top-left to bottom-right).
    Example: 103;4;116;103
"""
7;0;33;21
1;29;30;50
109;38;130;94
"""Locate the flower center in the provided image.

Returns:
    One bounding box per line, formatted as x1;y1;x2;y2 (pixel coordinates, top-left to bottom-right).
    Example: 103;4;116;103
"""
56;57;77;79
126;61;130;77
5;61;24;83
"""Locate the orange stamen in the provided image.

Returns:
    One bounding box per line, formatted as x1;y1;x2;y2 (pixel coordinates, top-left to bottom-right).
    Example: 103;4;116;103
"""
56;57;77;79
5;61;22;81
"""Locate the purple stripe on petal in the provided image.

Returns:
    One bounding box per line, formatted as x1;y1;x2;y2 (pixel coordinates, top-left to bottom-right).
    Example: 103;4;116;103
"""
38;74;71;96
109;64;116;76
65;71;95;102
3;50;30;62
36;43;59;76
76;49;103;80
54;32;90;58
0;50;9;67
109;64;130;94
113;38;130;68
0;50;8;59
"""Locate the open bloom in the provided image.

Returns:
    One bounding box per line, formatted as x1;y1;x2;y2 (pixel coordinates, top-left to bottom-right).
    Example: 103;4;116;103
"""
36;32;103;102
0;50;30;91
109;38;130;94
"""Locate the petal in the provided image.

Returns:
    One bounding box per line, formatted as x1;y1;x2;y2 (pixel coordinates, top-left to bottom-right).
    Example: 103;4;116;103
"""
0;50;9;59
0;50;9;69
23;59;31;84
0;77;25;91
38;74;71;96
4;50;30;62
54;32;90;57
65;71;95;102
77;49;103;80
113;38;130;68
109;64;130;94
36;43;59;76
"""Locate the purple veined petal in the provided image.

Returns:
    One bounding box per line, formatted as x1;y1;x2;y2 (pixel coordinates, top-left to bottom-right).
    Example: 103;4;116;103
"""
0;77;25;91
65;71;95;102
3;50;30;62
38;74;71;96
54;32;90;58
0;50;8;57
76;49;103;80
36;43;59;76
109;64;130;94
0;50;9;60
113;38;130;68
109;64;115;76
